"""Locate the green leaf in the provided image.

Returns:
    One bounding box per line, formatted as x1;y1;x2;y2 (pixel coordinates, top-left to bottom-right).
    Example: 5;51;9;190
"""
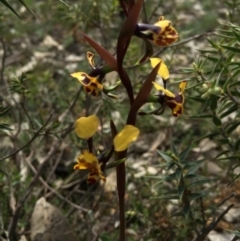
212;115;222;126
191;114;212;118
178;185;185;200
189;192;206;200
58;0;70;7
226;229;240;237
182;205;190;219
215;150;231;159
156;150;173;163
220;45;240;53
18;0;37;17
235;139;240;152
226;121;240;135
175;168;182;184
184;174;205;179
179;144;192;162
232;30;240;43
219;104;238;118
197;49;218;54
153;195;179;200
105;158;126;169
188;96;207;103
185;164;201;176
210;95;218;111
170;139;178;156
0;106;12;117
0;0;22;19
0;123;12;131
206;38;219;49
162;173;177;182
202;55;219;63
188;179;216;188
217;138;230;145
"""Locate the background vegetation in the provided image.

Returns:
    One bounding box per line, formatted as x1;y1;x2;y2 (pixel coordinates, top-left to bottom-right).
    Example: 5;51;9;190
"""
1;0;240;240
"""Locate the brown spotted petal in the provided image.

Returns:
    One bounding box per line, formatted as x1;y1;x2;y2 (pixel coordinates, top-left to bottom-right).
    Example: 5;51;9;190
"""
153;16;179;47
71;72;103;96
87;51;95;69
84;84;98;96
165;81;187;117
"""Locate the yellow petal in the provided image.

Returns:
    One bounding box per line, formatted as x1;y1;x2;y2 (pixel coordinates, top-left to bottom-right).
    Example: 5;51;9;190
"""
114;125;140;152
154;20;171;32
82;150;98;164
87;51;95;69
152;82;175;98
150;58;170;80
179;81;187;93
71;72;87;83
75;115;99;139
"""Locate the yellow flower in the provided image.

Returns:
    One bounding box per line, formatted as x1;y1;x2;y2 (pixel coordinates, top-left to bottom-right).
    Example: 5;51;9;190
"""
113;125;140;152
135;16;178;47
75;115;99;139
74;150;106;183
150;58;170;80
153;81;187;117
71;52;103;96
153;16;179;47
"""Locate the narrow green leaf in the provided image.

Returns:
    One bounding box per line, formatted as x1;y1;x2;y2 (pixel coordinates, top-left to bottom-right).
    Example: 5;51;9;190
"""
215;150;231;159
0;124;12;131
18;0;37;17
202;55;219;63
191;114;212;118
179;144;192;162
226;121;240;135
217;138;230;145
170;139;178;156
210;95;218;111
197;49;218;54
0;106;12;117
185;164;201;176
217;155;237;161
206;38;219;49
219;104;238;118
178;185;185;200
188;96;206;103
220;45;240;53
235;139;240;151
188;179;216;188
153;195;179;200
184;174;205;179
57;0;70;7
105;158;126;169
0;0;22;19
212;115;222;126
232;30;240;43
189;192;206;200
175;168;182;184
156;150;173;163
182;205;190;219
226;229;240;237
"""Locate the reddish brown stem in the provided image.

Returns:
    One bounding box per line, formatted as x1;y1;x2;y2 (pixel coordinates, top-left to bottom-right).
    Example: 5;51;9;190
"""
116;160;126;241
